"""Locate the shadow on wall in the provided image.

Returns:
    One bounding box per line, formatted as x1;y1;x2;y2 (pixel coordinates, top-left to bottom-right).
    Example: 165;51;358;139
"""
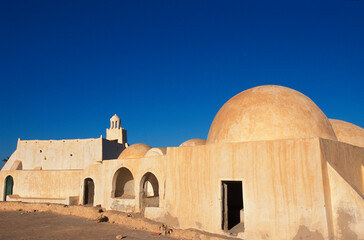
328;161;364;197
337;208;358;240
321;139;364;195
113;167;135;198
162;212;179;228
102;139;125;160
10;160;22;170
292;209;360;240
292;225;324;240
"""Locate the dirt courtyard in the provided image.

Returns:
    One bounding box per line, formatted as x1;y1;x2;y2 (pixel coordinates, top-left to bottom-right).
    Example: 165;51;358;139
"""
0;211;178;240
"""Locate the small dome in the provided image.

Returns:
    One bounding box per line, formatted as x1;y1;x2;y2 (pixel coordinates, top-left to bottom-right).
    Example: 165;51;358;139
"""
179;138;206;147
119;143;151;159
145;148;167;157
207;85;337;144
110;114;120;121
329;119;364;147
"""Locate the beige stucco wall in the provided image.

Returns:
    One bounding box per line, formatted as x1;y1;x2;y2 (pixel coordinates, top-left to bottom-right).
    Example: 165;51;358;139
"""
75;154;167;213
1;137;363;240
164;138;331;239
2;138;103;171
320;139;364;240
327;163;364;240
320;139;364;194
0;170;82;200
101;155;167;213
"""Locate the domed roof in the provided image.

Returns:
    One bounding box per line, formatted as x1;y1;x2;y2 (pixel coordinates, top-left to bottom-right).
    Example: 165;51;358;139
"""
110;114;120;121
207;85;337;144
119;143;151;159
145;147;167;157
179;138;206;147
329;119;364;147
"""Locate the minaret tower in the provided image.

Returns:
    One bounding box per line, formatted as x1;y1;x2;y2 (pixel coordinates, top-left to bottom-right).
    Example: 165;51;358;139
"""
106;114;127;145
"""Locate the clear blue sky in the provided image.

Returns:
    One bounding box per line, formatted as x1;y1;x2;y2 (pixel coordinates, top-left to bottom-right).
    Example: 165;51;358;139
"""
1;0;363;168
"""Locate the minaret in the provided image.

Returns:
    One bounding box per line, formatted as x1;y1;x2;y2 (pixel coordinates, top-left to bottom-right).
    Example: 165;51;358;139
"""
106;114;127;144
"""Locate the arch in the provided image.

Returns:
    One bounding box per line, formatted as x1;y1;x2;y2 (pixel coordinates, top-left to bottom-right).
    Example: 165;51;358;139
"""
83;178;94;205
139;172;159;211
4;175;13;201
112;167;135;198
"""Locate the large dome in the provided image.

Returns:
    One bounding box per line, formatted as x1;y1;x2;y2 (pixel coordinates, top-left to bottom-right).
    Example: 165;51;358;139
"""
207;85;337;144
329;119;364;148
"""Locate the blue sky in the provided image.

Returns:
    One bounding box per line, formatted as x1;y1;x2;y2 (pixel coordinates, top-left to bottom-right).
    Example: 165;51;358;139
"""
1;0;363;167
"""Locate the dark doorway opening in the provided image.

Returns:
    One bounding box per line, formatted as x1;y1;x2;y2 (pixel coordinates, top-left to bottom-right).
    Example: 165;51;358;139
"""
4;176;13;201
222;181;244;232
83;178;94;205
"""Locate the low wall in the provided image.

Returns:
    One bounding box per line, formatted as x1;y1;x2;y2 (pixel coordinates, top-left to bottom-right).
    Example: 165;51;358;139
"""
6;195;79;205
0;170;83;201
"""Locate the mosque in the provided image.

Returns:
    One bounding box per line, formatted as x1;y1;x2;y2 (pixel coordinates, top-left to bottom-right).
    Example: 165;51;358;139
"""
1;85;363;240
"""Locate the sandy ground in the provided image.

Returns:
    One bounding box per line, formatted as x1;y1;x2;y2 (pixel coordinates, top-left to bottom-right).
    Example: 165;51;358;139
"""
0;210;179;240
0;202;236;240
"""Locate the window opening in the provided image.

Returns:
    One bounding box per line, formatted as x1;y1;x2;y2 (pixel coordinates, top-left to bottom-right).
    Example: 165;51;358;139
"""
113;167;135;198
139;172;159;212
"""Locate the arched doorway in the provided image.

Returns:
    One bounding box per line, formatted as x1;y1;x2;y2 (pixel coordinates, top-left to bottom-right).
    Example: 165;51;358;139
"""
112;167;135;198
4;176;13;201
83;178;94;205
139;172;159;212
